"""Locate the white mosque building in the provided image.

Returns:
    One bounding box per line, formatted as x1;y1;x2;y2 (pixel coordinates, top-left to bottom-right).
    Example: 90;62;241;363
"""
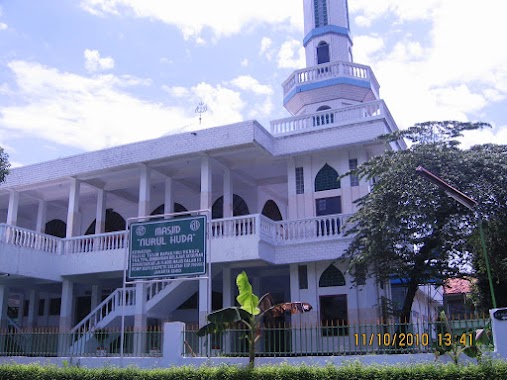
0;0;439;356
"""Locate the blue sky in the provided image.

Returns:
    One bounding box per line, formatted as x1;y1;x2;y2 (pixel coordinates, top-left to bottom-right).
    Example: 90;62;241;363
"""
0;0;506;167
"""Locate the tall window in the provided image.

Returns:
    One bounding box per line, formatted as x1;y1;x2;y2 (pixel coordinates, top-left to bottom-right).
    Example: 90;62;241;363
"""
295;167;304;194
314;0;328;28
349;159;359;187
315;163;340;192
317;41;330;64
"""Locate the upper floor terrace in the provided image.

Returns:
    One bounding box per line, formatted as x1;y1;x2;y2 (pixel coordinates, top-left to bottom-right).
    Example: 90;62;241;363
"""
0;212;352;282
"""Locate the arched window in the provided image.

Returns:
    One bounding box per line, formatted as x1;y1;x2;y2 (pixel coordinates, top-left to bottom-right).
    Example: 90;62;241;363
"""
261;200;283;221
212;194;250;219
315;163;340;192
85;208;126;235
150;203;188;216
317;41;330;64
45;219;66;238
319;264;346;287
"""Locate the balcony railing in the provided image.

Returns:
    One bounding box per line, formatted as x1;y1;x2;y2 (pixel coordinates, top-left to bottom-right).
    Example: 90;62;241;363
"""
0;214;352;256
282;61;380;98
270;100;395;136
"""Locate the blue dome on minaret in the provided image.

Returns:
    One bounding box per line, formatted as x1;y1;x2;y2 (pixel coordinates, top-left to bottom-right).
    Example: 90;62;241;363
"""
282;0;380;116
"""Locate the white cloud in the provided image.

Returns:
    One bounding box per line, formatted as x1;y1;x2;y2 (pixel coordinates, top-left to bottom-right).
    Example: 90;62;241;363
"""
0;61;191;151
259;37;273;59
80;0;303;42
229;76;273;96
0;23;7;31
84;49;115;72
352;0;507;135
277;39;305;69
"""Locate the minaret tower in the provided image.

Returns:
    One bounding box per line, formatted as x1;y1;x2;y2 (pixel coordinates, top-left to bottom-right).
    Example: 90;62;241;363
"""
303;0;353;66
282;0;379;116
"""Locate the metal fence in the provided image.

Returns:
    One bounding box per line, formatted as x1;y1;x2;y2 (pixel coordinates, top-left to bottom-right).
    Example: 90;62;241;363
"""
0;327;162;357
183;317;491;357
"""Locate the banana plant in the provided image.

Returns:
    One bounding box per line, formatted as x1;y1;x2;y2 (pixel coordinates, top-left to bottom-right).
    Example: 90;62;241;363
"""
197;271;312;367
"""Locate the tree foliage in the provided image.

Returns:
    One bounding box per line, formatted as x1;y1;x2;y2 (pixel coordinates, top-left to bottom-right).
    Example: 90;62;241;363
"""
0;147;9;184
345;121;507;321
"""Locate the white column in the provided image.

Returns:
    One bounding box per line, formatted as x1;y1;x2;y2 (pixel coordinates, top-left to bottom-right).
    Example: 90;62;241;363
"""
134;282;147;354
0;285;9;330
287;158;297;220
17;293;25;328
36;200;47;233
200;156;212;211
199;157;211;328
222;267;232;308
138;165;151;218
6;190;19;226
0;285;8;350
58;280;74;355
199;278;209;327
223;168;232;218
164;177;173;216
95;189;106;234
303;156;314;218
26;290;37;328
59;280;74;332
66;179;81;237
90;285;101;311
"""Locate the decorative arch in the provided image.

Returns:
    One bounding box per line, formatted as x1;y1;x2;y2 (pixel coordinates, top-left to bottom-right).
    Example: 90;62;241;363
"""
315;163;340;192
45;219;66;238
85;208;126;235
212;194;250;219
150;203;188;216
261;200;283;221
319;264;346;287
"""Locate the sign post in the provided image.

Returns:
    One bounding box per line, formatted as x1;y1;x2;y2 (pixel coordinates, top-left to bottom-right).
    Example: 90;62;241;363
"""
119;212;210;364
129;215;207;279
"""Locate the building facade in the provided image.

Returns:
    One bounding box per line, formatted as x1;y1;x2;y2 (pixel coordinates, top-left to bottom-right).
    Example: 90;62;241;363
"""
0;0;410;354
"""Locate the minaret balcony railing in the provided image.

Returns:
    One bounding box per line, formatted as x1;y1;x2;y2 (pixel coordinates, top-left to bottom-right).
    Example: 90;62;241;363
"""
282;60;380;98
270;100;397;136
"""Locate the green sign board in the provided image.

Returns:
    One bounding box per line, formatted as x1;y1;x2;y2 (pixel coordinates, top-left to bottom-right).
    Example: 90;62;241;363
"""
129;215;207;279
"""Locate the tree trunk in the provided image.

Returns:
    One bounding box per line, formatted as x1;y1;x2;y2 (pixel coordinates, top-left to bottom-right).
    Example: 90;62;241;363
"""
399;280;419;324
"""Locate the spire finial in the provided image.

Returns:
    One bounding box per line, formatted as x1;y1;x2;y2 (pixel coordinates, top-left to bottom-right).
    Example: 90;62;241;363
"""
195;101;207;125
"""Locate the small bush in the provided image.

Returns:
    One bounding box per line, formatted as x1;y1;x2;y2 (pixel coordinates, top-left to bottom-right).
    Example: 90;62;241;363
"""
1;361;507;380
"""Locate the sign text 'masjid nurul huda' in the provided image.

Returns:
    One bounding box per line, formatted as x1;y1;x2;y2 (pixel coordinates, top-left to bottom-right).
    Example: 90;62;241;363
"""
129;216;206;279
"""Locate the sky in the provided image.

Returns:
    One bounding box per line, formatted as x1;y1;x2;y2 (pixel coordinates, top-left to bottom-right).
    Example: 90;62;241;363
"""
0;0;506;167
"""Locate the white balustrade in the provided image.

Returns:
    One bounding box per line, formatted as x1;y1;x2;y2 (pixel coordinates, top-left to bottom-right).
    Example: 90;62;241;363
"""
65;231;127;254
270;100;385;136
282;61;379;97
146;280;172;301
71;287;136;335
0;224;61;253
0;214;352;257
210;215;257;238
274;214;350;243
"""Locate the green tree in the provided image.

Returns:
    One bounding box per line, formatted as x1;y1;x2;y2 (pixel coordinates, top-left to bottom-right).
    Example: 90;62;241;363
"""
0;148;9;183
345;121;507;322
470;217;507;310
